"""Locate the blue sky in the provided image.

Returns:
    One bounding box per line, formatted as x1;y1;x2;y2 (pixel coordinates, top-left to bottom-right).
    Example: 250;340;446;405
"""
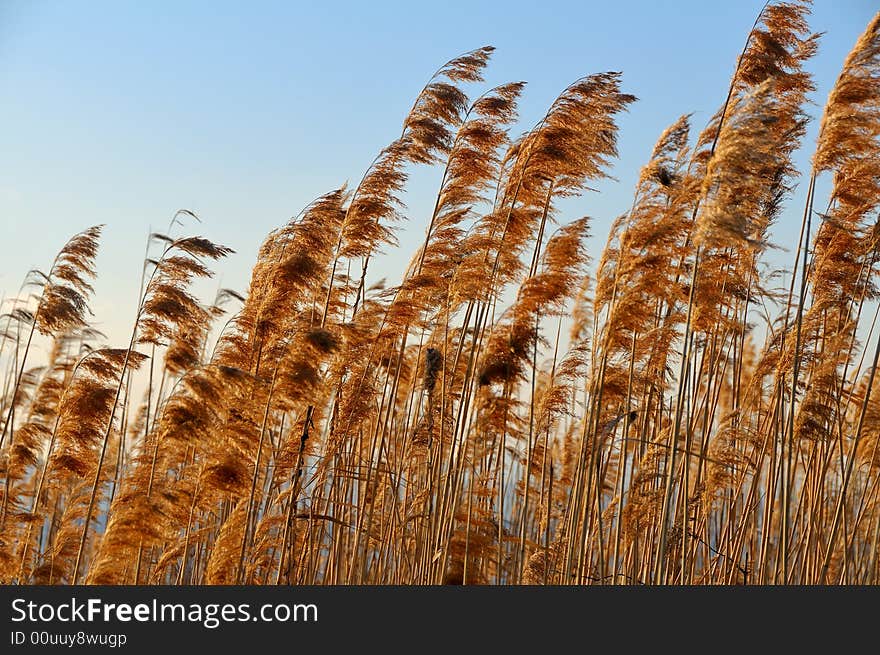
0;0;877;346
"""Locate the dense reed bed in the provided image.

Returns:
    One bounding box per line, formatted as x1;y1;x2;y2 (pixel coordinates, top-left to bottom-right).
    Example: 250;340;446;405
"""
1;1;879;585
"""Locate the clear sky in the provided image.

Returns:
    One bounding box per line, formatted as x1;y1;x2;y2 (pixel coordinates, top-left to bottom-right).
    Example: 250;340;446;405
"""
0;0;877;348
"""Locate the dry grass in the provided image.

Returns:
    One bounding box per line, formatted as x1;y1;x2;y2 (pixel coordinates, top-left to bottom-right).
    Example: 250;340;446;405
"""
1;2;879;585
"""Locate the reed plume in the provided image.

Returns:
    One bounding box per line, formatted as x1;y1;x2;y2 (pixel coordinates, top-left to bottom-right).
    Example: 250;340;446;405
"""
3;4;880;586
